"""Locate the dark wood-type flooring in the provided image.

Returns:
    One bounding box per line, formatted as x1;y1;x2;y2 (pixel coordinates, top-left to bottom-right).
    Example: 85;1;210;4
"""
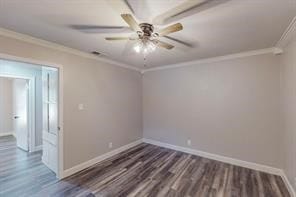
0;136;291;197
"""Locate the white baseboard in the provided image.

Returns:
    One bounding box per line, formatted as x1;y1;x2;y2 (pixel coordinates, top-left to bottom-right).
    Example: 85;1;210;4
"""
280;171;296;197
0;132;14;137
142;138;282;175
62;139;143;178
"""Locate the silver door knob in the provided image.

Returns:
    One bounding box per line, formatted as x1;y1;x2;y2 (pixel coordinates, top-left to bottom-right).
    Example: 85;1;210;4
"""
14;116;20;119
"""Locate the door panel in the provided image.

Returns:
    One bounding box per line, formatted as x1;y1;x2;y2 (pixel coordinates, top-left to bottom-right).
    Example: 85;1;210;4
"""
42;68;58;174
43;102;48;132
48;103;58;135
49;70;58;104
13;79;29;151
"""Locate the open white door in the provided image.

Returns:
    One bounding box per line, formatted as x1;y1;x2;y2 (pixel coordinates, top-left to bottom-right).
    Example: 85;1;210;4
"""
13;79;29;151
42;67;58;174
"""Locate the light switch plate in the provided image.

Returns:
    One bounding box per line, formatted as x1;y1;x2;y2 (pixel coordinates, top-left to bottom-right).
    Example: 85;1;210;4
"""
78;104;84;110
187;139;191;146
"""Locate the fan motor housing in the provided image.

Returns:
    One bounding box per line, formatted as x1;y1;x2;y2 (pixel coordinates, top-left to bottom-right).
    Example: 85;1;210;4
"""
139;23;154;37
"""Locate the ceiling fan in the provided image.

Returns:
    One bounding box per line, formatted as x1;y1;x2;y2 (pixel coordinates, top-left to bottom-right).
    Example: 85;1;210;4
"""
105;14;183;54
70;0;229;55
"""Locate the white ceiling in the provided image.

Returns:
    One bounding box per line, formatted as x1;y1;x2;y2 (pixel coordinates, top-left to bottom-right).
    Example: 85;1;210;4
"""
0;0;295;68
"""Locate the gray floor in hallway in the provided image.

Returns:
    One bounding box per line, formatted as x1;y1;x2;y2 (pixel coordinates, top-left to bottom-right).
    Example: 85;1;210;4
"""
0;135;57;197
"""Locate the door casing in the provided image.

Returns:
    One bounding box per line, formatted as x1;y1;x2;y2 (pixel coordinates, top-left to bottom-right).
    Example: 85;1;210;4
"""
0;53;64;179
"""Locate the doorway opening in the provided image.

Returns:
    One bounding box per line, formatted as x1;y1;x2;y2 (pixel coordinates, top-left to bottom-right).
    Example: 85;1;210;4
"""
0;58;61;180
13;78;30;151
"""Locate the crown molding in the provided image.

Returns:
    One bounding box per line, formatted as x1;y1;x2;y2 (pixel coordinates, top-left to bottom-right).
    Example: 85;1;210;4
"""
142;47;276;73
276;16;296;48
0;28;142;72
1;23;292;74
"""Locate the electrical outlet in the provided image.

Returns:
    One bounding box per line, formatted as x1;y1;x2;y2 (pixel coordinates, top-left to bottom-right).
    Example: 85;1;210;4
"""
187;139;191;146
109;142;113;149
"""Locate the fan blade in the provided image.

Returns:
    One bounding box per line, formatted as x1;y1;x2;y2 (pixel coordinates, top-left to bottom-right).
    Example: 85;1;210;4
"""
164;36;194;48
105;36;138;41
153;0;207;25
155;40;174;50
70;25;131;33
105;37;130;40
157;23;183;37
153;0;231;25
106;0;135;15
121;14;141;32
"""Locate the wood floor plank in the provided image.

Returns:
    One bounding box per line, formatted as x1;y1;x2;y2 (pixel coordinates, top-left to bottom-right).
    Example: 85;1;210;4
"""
0;136;291;197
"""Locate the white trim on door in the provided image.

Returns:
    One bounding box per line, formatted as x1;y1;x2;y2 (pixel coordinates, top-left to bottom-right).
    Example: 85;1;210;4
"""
0;53;64;179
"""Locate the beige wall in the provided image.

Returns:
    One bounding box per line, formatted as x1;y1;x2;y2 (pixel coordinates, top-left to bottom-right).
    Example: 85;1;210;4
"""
143;54;283;168
0;77;13;135
281;34;296;190
0;35;142;169
0;32;291;176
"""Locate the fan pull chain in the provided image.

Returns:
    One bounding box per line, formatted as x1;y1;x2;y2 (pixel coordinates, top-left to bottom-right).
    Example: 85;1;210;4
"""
143;54;147;68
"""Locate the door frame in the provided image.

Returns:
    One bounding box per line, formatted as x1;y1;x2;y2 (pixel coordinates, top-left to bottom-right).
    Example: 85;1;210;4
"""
0;73;35;152
0;53;64;179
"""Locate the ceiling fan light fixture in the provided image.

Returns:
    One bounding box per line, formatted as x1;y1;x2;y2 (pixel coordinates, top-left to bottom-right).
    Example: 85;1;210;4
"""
146;40;157;52
133;39;156;54
134;42;142;53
